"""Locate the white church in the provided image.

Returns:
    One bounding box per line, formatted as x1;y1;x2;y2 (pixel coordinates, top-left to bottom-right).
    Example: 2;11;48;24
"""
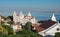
12;11;37;32
36;13;60;36
13;11;37;25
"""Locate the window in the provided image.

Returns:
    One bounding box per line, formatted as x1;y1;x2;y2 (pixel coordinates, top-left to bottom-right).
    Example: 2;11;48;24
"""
57;28;60;31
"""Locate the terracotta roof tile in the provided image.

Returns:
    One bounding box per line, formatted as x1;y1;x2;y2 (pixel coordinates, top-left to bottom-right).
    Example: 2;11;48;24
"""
40;20;57;29
36;26;44;32
36;20;57;32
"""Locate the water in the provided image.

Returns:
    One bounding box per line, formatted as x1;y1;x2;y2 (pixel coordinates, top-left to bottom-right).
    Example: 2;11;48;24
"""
0;12;60;21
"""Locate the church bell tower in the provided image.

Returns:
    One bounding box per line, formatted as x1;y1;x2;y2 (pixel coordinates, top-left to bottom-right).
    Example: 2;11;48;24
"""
51;13;57;22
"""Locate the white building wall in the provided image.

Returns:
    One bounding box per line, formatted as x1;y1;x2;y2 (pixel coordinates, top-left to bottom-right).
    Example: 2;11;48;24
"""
38;23;60;36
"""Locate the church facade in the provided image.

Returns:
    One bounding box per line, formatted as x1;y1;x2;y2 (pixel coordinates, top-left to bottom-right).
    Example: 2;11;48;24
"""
13;11;37;25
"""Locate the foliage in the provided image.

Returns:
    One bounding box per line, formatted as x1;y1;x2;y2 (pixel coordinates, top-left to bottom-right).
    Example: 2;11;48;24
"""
0;30;43;37
1;24;14;34
7;16;13;21
0;32;4;37
0;25;8;35
7;21;14;24
16;30;43;37
6;34;15;37
1;16;6;20
54;32;60;37
0;22;43;37
24;21;32;30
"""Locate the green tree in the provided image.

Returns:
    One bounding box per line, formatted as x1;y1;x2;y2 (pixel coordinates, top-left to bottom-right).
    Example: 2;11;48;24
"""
7;16;13;21
6;34;15;37
1;16;6;20
16;30;43;37
1;24;14;34
0;25;8;35
24;21;32;30
54;32;60;37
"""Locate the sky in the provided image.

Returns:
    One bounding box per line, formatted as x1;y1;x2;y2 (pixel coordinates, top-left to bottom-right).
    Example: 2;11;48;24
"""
0;0;60;20
0;0;60;12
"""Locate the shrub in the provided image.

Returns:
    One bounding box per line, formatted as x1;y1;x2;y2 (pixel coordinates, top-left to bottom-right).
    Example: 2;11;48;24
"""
24;21;32;30
16;30;43;37
1;24;13;34
0;25;8;35
54;32;60;37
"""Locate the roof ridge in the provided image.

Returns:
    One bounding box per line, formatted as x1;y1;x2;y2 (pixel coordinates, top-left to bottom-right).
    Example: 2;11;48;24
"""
44;23;57;32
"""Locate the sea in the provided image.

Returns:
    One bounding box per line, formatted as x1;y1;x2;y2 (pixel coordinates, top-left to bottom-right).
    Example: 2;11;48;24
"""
0;12;60;21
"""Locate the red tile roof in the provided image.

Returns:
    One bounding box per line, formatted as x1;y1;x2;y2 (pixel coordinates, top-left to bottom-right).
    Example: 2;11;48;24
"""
36;20;57;32
36;26;44;32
